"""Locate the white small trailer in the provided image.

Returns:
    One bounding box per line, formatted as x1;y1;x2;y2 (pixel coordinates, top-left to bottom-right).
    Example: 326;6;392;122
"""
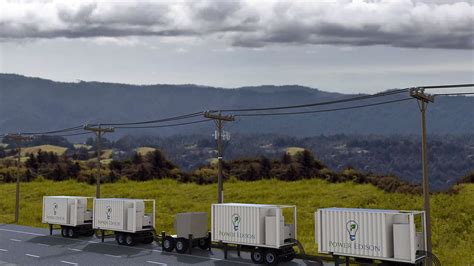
212;203;297;265
42;196;94;238
161;212;211;254
93;198;155;246
315;208;426;265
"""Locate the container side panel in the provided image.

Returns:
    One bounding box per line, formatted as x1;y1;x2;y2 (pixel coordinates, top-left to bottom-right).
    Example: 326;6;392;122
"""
94;199;126;231
212;204;262;246
318;209;393;259
43;197;69;226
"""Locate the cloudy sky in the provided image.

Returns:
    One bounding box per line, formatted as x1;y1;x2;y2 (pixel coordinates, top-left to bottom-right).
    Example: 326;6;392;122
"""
0;0;473;93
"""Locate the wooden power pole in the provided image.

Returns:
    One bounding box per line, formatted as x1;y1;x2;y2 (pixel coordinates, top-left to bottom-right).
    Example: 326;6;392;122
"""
204;111;234;203
84;124;114;198
410;87;434;256
5;134;33;223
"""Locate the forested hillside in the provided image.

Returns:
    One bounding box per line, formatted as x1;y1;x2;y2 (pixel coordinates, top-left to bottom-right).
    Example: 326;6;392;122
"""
1;134;472;190
1;74;473;136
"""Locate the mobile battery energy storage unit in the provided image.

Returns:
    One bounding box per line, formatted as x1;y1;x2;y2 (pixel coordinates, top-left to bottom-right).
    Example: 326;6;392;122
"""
212;203;297;265
93;198;155;246
161;212;211;254
316;208;426;264
42;196;94;238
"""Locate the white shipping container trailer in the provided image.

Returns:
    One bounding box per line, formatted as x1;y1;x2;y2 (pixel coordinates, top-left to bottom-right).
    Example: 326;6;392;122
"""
42;196;94;238
212;203;297;265
316;208;426;264
93;198;155;246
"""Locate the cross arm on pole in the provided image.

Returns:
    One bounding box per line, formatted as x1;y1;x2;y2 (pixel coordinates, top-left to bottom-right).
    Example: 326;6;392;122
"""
410;88;434;103
204;111;235;122
83;124;115;133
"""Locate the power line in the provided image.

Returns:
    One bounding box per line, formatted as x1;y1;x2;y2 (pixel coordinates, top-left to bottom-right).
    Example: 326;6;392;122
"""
45;132;94;137
115;119;212;129
101;111;204;126
214;89;409;113
21;125;84;135
234;98;413;117
433;92;474;96
421;84;474;89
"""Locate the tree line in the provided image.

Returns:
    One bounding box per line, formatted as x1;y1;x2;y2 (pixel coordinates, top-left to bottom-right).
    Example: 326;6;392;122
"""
0;148;430;194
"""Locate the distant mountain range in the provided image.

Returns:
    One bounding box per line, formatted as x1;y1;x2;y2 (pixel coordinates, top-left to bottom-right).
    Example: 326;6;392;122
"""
0;73;473;137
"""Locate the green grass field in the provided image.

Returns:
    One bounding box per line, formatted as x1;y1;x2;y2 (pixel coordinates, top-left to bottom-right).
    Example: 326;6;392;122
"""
135;147;156;155
73;144;92;150
0;179;472;264
21;145;68;156
1;145;69;163
286;147;305;155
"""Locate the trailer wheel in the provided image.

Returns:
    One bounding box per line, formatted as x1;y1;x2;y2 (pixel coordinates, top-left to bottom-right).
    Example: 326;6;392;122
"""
162;236;175;252
282;253;295;262
251;248;264;264
84;229;95;237
264;249;280;265
198;238;210;250
116;233;126;245
175;238;189;254
282;248;296;262
61;226;68;238
125;234;136;246
67;227;78;238
142;235;154;244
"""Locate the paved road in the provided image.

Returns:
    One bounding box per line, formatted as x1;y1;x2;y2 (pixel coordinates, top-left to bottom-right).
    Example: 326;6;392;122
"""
0;224;327;266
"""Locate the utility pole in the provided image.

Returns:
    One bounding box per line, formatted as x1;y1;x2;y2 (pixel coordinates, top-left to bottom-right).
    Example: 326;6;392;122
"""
5;133;33;223
204;111;234;203
410;87;434;256
84;124;114;198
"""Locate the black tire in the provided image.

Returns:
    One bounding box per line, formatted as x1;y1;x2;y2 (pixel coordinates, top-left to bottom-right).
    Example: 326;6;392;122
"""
61;226;68;238
264;249;280;265
162;236;175;252
251;248;265;264
282;253;296;262
116;233;126;245
83;229;95;237
125;234;136;246
67;227;78;238
142;235;154;244
282;248;296;262
175;238;189;254
197;238;210;250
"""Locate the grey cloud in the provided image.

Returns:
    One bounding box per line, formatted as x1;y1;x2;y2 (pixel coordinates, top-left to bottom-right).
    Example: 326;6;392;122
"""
0;0;472;50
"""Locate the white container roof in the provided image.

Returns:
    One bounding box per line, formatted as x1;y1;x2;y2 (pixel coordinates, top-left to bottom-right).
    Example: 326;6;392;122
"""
321;208;422;214
214;203;295;208
44;196;89;199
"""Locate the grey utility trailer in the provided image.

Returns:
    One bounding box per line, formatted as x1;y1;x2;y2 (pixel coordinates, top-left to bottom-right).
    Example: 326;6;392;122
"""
161;212;211;254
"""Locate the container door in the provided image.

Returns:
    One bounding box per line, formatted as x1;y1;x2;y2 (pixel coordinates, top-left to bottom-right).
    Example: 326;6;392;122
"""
127;207;134;231
135;201;144;231
265;216;277;246
68;199;76;226
393;224;411;260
